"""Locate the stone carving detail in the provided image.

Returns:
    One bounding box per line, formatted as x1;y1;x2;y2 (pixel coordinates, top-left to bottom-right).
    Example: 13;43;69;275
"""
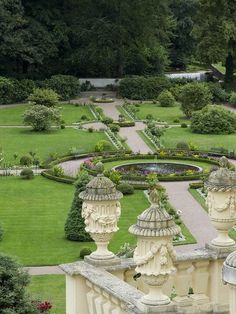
205;157;236;247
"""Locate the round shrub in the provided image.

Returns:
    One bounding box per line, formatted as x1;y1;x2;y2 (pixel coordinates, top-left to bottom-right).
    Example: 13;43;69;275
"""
117;183;134;195
181;123;188;128
20;168;34;179
109;124;120;133
28;88;59;107
20;155;32;166
207;82;229;103
230;92;236;106
176;142;189;150
158;90;175;107
191;105;236;134
80;247;92;259
81;115;88;120
95;140;112;152
45;74;80;100
0;77;15;104
179;82;212;118
102;117;113;125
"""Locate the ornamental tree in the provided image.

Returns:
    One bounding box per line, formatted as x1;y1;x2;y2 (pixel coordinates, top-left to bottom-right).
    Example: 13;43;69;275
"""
23;105;61;131
28;88;59;107
191;105;236;134
179;82;212;118
64;170;92;241
0;255;34;314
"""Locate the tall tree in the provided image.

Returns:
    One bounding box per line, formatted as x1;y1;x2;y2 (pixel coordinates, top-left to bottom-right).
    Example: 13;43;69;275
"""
193;0;236;82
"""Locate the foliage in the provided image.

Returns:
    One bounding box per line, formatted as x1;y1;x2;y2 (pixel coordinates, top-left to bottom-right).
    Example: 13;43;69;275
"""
119;76;171;100
117;243;135;258
0;255;34;313
102;117;113;125
193;0;236;82
109;124;120;133
79;248;92;259
176;142;189;150
20;168;34;180
23;105;61;131
0;225;4;241
191;105;236;134
52;165;64;177
207;82;230;103
28;88;59;107
95;140;112;152
179;82;212;118
105;170;122;185
45;75;80;101
0;77;15;104
230;92;236;105
64;171;92;242
158;90;176;107
117;183;134;195
20;155;33;166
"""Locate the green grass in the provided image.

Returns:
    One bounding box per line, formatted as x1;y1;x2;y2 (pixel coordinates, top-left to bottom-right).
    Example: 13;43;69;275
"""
136;103;189;124
0;177;195;266
103;158;212;171
162;127;236;151
28;275;65;314
0;128;111;163
0;104;94;125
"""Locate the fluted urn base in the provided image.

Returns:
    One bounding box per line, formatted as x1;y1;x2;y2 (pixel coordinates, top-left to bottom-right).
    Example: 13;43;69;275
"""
210;219;236;247
141;274;170;306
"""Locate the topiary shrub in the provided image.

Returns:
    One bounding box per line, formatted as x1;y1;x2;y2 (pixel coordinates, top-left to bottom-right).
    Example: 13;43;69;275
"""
102;117;113;125
20;155;32;166
179;82;212;118
45;74;80;100
95;140;112;152
109;124;120;133
28;88;59;107
176;142;189;150
117;183;134;195
23;105;61;131
181;123;188;128
191;105;236;134
0;255;34;313
158;90;175;107
79;247;92;259
20;168;34;180
64;171;92;241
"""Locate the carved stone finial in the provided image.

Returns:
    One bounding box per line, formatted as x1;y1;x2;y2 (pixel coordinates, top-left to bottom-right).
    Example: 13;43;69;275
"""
95;161;104;174
149;188;159;205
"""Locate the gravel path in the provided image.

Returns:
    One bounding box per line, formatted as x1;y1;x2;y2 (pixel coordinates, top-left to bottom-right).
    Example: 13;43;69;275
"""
162;181;217;253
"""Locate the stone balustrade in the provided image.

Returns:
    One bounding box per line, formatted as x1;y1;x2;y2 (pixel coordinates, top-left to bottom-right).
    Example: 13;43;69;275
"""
61;247;232;314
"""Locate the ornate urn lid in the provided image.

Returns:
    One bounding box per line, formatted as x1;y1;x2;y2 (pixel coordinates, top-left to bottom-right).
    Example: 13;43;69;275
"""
223;250;236;285
129;189;180;237
205;157;236;191
79;162;123;201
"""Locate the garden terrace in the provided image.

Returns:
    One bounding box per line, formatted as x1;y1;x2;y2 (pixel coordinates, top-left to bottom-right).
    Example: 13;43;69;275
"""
0;103;94;125
0;176;195;266
0;128;113;164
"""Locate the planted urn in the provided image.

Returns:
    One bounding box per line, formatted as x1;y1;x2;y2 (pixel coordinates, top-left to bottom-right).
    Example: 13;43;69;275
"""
129;189;180;306
79;162;123;263
205;156;236;248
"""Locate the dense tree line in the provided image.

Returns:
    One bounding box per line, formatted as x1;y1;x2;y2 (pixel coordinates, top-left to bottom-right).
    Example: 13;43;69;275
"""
0;0;235;79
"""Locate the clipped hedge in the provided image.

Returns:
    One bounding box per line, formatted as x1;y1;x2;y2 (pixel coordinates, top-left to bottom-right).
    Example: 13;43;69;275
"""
41;170;75;184
119;76;170;100
113;121;135;127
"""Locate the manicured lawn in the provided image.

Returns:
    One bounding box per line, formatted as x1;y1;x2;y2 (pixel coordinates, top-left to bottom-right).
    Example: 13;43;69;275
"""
103;158;213;171
162;127;236;151
28;275;65;314
136;103;189;124
0;103;93;125
0;128;111;163
0;176;195;266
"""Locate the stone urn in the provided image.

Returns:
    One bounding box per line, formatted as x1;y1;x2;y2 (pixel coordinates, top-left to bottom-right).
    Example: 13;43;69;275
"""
205;157;236;248
79;162;123;263
129;189;180;306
